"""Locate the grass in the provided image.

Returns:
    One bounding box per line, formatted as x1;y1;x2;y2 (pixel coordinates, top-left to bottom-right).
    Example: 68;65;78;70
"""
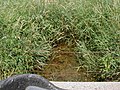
0;0;120;81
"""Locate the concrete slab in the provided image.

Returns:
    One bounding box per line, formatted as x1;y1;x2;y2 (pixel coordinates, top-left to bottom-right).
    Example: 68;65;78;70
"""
51;82;120;90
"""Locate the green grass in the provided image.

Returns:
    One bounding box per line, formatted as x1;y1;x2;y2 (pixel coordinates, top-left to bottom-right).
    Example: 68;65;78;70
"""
0;0;120;81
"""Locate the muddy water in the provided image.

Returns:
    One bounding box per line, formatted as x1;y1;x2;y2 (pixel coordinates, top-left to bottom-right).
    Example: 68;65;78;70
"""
41;43;95;81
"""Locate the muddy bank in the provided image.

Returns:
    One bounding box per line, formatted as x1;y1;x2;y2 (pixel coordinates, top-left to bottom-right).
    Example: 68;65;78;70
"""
41;43;95;81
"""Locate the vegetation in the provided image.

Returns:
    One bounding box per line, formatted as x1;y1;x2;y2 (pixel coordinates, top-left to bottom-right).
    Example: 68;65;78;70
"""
0;0;120;81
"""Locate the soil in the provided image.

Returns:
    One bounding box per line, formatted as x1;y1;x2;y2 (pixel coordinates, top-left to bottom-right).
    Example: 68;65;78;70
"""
40;43;95;81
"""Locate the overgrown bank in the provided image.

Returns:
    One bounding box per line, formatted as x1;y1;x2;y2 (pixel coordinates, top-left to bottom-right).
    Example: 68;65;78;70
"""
0;0;120;81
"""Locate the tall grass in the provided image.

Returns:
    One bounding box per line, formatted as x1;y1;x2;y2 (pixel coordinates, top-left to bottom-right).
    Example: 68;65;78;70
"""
73;0;120;81
0;0;120;81
0;0;52;79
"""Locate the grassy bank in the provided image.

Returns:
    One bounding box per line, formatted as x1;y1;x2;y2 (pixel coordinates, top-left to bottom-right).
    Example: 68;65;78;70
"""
0;0;120;81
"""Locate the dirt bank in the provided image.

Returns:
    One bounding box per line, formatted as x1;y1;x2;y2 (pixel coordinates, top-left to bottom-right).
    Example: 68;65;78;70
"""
41;43;95;81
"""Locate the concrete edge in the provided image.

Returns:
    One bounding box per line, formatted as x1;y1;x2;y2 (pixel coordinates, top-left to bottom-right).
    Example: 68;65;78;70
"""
51;82;120;90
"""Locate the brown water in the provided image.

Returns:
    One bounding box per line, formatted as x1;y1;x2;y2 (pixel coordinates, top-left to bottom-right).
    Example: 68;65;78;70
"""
41;43;95;81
